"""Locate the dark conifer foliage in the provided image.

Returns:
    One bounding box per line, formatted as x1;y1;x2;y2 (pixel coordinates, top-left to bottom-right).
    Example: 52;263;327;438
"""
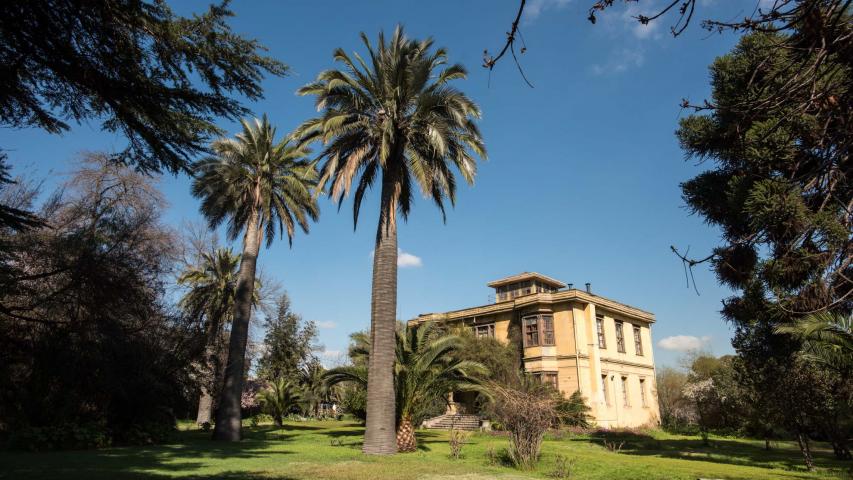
676;28;852;465
0;0;287;173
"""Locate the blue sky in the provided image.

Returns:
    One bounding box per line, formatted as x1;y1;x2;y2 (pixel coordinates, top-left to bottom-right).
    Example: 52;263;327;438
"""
2;0;758;367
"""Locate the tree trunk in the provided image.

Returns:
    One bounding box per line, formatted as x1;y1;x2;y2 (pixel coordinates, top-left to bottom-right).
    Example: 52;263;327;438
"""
195;342;218;425
396;416;417;452
212;210;261;442
830;438;852;460
796;431;815;471
196;385;214;425
362;177;399;455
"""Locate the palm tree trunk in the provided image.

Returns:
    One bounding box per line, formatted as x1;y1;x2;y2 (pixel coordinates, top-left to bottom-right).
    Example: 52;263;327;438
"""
396;415;417;452
212;210;262;442
362;177;399;455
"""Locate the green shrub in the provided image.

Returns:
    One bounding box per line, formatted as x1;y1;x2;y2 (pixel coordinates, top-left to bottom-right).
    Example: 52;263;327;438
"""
249;414;273;427
338;384;367;422
116;422;174;445
7;422;111;451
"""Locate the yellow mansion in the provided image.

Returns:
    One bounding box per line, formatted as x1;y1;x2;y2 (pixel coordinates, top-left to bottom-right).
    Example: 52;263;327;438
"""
412;272;660;428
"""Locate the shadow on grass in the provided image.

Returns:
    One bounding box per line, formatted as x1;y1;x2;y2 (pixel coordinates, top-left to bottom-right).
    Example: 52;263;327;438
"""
415;429;446;452
0;428;301;480
269;423;326;431
575;430;848;475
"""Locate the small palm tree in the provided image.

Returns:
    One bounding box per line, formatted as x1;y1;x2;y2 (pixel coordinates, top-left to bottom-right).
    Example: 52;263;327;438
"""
299;361;332;418
178;247;241;425
325;322;486;452
295;26;486;454
192;115;320;441
776;312;853;372
259;378;302;427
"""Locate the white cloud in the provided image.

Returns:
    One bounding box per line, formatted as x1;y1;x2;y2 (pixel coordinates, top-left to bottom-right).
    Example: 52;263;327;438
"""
397;250;423;268
657;335;712;352
590;47;645;75
317;321;337;329
318;349;346;368
369;248;423;268
523;0;573;23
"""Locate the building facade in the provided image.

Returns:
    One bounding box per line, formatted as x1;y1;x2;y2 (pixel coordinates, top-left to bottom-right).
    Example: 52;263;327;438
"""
412;272;660;428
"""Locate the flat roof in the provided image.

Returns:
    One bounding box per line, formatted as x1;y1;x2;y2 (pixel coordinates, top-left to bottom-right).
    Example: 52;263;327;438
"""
487;272;566;289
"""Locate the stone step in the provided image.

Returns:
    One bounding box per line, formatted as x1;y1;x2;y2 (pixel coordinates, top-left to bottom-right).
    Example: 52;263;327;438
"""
422;414;481;431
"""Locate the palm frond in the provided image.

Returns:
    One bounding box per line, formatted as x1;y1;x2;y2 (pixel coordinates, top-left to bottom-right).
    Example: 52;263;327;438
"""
190;116;320;246
292;26;485;229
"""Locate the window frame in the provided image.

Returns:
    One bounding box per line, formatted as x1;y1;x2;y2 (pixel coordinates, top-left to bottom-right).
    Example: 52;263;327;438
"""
639;378;648;407
522;314;555;347
600;374;610;405
615;320;626;353
533;371;559;390
474;323;495;339
523;315;539;347
541;314;555;346
596;314;606;349
621;376;630;407
633;324;644;356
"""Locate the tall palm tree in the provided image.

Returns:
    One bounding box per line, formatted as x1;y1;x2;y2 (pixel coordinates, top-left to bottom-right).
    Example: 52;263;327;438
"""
776;312;853;372
325;322;486;452
191;115;320;441
295;26;486;454
178;247;242;425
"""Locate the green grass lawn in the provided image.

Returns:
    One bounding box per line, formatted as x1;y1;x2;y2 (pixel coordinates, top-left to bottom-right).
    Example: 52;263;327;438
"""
1;420;850;480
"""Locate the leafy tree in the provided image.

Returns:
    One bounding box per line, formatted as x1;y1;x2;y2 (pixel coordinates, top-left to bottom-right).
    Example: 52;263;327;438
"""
0;155;202;447
325;322;486;452
191;116;319;441
257;293;319;382
177;247;260;425
259;378;301;427
453;327;522;387
0;0;286;173
655;367;693;430
337;382;368;422
295;26;486;454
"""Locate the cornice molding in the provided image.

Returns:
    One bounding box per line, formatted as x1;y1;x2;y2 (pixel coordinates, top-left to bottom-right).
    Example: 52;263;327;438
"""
411;290;655;325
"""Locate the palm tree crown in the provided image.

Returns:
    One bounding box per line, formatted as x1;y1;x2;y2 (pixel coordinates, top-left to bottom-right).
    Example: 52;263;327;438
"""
178;248;242;328
192;115;320;246
295;26;486;229
259;378;302;427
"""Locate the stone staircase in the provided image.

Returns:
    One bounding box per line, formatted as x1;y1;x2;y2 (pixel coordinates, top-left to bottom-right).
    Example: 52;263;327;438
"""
422;414;481;431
